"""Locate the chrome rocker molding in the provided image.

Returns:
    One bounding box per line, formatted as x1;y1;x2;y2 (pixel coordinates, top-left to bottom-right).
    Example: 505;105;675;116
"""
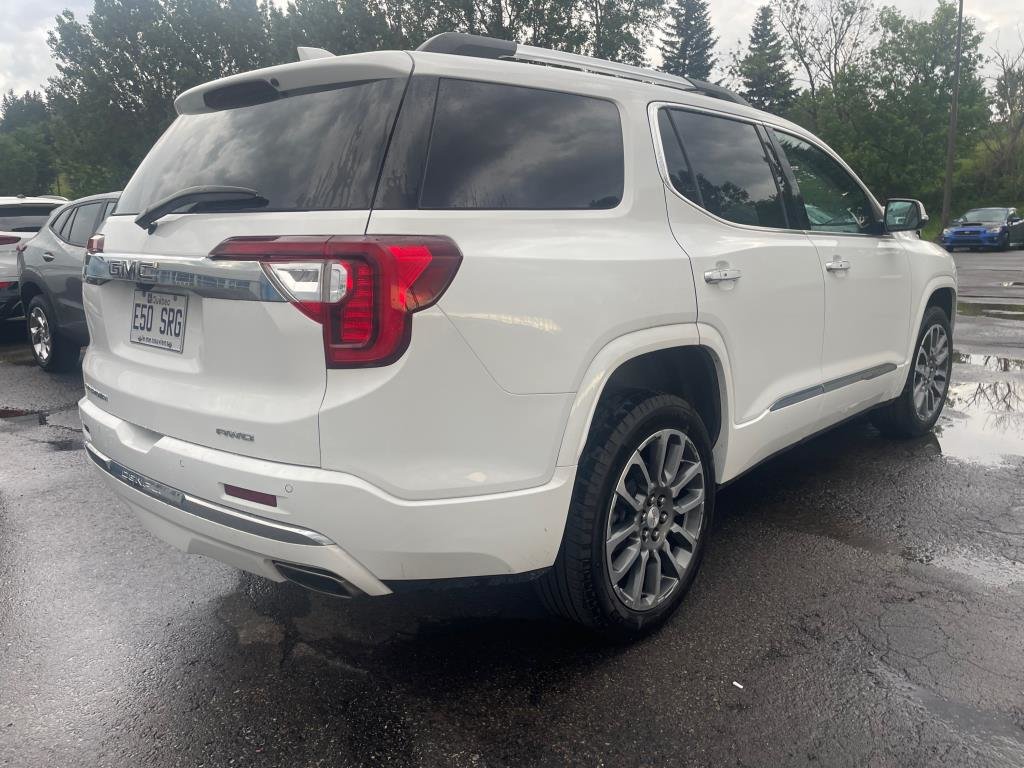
85;443;334;546
770;363;898;412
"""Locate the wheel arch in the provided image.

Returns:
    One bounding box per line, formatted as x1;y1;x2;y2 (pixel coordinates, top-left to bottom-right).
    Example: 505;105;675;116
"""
556;324;729;470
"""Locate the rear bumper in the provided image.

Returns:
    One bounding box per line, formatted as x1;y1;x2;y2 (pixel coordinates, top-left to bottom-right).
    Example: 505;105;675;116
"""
80;397;574;590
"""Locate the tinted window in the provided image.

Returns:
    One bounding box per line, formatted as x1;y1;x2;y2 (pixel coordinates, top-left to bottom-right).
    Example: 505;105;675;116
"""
666;110;787;229
118;78;405;215
0;205;60;233
421;79;623;210
50;208;72;237
66;202;102;247
657;110;699;203
773;131;878;235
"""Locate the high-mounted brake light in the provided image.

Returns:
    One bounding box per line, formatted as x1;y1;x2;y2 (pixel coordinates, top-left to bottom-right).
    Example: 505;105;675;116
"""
0;235;21;246
210;235;462;367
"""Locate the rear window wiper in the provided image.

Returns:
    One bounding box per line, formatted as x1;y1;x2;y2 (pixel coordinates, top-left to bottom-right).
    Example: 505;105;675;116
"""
134;186;268;231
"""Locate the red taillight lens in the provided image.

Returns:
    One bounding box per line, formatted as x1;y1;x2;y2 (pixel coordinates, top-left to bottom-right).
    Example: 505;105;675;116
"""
210;235;462;367
0;235;21;246
86;234;104;253
0;281;16;290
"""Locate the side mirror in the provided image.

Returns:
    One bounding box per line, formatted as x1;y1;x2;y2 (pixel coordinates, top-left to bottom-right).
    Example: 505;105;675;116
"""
1009;215;1022;224
885;199;929;233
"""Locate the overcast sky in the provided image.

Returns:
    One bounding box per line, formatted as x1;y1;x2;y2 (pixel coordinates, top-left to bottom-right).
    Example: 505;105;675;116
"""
2;0;1021;96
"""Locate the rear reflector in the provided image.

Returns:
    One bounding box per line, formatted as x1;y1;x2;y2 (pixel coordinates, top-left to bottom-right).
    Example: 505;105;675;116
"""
210;235;462;367
0;235;21;246
224;484;278;507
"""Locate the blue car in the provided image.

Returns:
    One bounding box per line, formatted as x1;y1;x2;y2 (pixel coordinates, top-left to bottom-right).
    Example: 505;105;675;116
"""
940;207;1024;251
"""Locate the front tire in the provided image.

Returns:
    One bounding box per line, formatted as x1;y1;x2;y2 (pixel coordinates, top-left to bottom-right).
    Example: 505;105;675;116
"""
871;306;952;438
26;295;80;372
537;392;715;639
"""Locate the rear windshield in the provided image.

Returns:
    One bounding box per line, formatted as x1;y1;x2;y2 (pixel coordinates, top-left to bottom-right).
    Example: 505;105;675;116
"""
117;78;405;215
0;205;59;233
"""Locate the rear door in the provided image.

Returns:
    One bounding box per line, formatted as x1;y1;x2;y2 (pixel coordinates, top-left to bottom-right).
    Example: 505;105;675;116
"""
48;200;104;337
658;107;825;425
84;55;410;466
770;129;910;414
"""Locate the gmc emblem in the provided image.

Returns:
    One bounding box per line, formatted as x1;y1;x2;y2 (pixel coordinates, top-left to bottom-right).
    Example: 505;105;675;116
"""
109;259;160;281
216;428;255;442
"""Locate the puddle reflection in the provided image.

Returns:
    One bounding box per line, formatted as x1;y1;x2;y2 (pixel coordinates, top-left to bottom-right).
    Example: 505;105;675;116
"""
957;302;1024;321
936;354;1024;464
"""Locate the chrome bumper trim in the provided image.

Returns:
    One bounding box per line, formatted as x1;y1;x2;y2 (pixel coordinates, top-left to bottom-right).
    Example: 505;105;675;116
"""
85;443;334;547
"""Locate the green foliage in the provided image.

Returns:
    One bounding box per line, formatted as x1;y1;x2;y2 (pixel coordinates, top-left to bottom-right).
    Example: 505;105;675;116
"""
737;6;796;113
0;91;57;195
659;0;716;80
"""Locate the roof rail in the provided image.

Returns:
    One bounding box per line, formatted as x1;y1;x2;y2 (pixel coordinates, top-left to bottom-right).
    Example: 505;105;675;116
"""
417;32;698;94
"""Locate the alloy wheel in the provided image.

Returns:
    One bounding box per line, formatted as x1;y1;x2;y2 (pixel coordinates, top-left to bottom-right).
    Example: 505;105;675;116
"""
912;324;950;421
29;306;52;364
605;428;705;612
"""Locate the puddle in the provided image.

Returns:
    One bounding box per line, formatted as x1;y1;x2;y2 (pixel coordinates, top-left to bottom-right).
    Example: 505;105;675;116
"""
956;301;1024;321
902;547;1024;589
933;354;1024;464
873;664;1024;754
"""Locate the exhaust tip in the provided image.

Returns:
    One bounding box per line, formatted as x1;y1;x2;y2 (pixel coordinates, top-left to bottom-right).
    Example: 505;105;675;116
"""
273;561;358;598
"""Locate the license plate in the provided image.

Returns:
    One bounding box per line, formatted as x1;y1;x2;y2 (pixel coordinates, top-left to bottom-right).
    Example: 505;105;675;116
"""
129;290;188;353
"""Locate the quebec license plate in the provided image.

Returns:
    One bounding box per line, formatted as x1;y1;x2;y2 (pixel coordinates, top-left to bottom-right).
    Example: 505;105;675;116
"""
129;290;188;353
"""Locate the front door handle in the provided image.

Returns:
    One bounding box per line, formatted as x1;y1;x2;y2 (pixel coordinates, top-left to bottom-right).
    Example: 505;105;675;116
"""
42;251;55;262
704;267;742;284
825;258;850;272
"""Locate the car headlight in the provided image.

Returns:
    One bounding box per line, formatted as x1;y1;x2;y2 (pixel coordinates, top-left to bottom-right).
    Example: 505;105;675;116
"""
942;229;953;236
987;226;1006;233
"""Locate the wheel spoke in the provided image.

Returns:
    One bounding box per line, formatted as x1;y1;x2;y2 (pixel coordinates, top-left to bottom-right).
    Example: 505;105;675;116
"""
673;488;704;517
663;440;684;487
627;550;649;603
626;450;652;490
660;539;689;578
652;431;669;484
670;461;701;495
670;521;698;549
610;544;641;584
645;550;662;602
607;521;639;550
615;475;644;512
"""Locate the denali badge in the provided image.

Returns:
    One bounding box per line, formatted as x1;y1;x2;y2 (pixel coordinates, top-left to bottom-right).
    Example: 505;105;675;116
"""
108;259;160;281
216;428;255;442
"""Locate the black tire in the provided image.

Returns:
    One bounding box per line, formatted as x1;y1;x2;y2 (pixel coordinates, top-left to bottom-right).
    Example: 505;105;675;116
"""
26;295;80;373
871;306;952;438
537;391;716;639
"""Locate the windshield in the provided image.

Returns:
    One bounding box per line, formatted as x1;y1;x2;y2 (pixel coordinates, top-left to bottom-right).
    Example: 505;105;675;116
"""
0;205;60;233
117;78;405;215
960;208;1008;223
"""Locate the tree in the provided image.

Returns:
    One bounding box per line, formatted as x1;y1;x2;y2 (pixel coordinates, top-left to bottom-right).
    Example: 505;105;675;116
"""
737;5;795;113
659;0;716;80
0;91;57;195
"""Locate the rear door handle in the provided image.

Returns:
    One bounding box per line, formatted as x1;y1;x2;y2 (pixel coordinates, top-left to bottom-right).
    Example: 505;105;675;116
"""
704;268;742;284
42;251;55;262
825;259;850;272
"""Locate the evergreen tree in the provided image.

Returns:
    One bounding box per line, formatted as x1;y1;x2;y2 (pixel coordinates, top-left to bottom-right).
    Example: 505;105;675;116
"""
737;5;795;113
659;0;716;81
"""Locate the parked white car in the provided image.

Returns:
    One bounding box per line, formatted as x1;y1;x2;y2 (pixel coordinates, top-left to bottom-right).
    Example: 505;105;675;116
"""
0;195;66;320
80;33;956;637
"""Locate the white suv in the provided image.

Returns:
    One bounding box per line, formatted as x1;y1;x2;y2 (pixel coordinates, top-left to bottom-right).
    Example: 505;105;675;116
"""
80;33;956;637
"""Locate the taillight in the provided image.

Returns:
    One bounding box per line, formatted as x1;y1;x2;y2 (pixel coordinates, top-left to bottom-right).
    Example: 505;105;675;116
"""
0;281;16;290
0;235;21;246
210;235;462;367
86;234;104;253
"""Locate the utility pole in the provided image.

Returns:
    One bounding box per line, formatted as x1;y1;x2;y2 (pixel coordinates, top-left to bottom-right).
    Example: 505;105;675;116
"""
940;0;964;228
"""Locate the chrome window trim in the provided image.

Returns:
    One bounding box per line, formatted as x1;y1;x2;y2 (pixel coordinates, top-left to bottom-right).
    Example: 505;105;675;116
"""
86;443;334;546
84;251;285;302
647;101;893;241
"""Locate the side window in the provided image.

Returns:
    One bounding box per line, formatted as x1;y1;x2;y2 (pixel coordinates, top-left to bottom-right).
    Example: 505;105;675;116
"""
663;109;788;229
772;131;879;235
50;208;72;237
657;110;699;203
421;79;624;210
66;202;102;247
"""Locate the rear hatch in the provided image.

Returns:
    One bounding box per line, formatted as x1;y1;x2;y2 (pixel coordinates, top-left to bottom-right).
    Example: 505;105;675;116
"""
83;52;411;466
1;202;61;279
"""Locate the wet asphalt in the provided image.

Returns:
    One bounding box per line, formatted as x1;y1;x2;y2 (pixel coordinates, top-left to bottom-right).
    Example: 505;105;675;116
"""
1;252;1023;767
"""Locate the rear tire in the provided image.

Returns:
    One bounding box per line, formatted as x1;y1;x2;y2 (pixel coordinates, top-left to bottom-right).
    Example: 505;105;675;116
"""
537;391;715;639
26;295;80;373
871;306;952;438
